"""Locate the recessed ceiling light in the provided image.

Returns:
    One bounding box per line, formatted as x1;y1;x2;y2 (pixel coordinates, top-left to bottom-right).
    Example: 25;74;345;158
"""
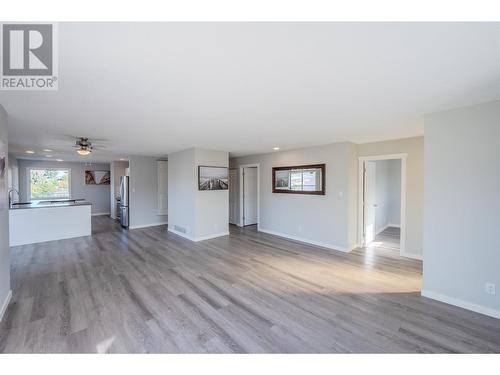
25;150;35;154
45;155;53;158
56;159;64;162
273;147;280;151
119;158;126;161
42;149;53;152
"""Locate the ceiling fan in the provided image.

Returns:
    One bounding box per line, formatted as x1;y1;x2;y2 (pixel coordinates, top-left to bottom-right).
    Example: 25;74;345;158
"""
74;137;94;156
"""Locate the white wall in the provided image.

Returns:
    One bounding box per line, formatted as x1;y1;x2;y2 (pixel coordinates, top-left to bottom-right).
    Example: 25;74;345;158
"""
231;142;357;251
423;100;500;318
18;160;111;215
0;104;11;320
357;137;423;258
168;148;229;241
128;155;168;229
110;160;128;219
374;159;401;233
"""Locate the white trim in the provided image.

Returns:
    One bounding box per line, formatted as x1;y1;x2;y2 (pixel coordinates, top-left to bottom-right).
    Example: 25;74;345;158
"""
258;227;350;253
0;290;12;322
167;228;229;242
375;223;402;235
387;223;401;228
400;251;422;260
357;154;408;258
239;163;260;229
375;224;390;236
168;227;195;241
129;221;168;230
195;231;230;242
92;212;110;216
421;289;500;320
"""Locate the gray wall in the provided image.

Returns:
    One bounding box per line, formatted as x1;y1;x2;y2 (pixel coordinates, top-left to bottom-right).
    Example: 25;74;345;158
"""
0;104;10;318
195;149;229;239
168;148;229;241
357;137;423;257
374;159;401;233
18;160;111;215
231;142;357;251
129;155;167;228
168;149;197;238
423;100;500;318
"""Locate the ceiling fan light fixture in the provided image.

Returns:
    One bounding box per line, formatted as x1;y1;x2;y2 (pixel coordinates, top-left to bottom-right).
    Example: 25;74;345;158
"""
77;148;91;156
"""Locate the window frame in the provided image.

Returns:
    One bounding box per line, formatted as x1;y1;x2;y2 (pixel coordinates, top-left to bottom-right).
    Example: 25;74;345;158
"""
27;167;72;201
272;164;326;195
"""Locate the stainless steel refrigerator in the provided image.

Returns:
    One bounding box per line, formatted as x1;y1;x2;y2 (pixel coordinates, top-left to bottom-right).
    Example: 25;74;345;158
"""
119;176;129;228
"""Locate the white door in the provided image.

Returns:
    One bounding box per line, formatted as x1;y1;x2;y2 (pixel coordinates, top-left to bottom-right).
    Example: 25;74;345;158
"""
229;169;238;224
243;167;258;226
364;161;376;245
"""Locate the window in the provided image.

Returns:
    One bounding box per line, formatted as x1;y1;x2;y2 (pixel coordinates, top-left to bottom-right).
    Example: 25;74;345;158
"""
29;168;71;200
272;164;325;195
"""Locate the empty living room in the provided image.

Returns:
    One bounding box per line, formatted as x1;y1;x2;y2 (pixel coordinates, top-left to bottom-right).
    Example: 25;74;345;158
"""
0;1;499;373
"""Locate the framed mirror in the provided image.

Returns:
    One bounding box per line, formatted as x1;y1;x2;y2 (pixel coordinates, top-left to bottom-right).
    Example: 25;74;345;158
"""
272;164;325;195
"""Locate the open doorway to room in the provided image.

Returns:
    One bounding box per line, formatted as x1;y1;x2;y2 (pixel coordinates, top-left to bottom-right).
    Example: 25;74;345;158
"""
229;168;239;225
239;164;259;227
359;154;406;257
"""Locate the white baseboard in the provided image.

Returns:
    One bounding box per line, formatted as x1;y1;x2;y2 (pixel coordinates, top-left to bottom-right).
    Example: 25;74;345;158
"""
129;221;168;230
258;228;349;253
421;289;500;319
401;251;422;260
168;227;195;241
92;212;111;216
195;232;230;241
376;224;390;235
167;228;229;242
0;290;12;322
387;223;401;228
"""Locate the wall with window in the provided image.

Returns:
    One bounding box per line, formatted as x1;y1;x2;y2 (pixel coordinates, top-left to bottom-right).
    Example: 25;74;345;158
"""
17;159;111;215
230;142;357;251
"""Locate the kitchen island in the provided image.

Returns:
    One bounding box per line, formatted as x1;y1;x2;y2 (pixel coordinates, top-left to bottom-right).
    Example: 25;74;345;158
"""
9;200;92;246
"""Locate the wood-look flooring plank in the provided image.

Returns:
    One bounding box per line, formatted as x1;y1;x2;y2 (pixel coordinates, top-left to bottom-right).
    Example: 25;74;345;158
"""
1;216;499;353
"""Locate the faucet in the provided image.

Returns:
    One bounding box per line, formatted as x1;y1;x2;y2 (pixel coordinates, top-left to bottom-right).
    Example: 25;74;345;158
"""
8;188;19;208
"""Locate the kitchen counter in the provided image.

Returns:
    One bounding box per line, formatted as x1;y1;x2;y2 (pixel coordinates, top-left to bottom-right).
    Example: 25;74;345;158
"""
10;199;91;210
9;200;92;246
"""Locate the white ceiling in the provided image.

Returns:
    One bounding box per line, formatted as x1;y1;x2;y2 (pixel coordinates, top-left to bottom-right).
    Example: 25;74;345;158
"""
1;22;499;162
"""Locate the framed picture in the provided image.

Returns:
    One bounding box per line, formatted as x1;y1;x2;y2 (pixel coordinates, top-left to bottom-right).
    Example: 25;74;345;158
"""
85;170;110;185
272;164;325;195
198;166;229;191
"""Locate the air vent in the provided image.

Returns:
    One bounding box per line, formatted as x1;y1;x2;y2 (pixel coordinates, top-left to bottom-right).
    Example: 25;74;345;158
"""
174;225;186;233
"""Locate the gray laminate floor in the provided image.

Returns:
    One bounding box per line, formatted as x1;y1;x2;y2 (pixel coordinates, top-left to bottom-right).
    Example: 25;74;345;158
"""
1;216;499;353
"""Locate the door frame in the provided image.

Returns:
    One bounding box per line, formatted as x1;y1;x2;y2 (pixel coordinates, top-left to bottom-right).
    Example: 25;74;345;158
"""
358;153;407;257
239;163;260;228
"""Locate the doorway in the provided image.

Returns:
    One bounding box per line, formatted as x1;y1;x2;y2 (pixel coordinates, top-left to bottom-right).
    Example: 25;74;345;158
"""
358;154;406;256
239;164;259;227
229;169;239;225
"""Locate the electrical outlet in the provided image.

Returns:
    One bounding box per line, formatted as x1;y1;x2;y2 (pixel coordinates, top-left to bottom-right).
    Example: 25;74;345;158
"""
485;282;496;295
